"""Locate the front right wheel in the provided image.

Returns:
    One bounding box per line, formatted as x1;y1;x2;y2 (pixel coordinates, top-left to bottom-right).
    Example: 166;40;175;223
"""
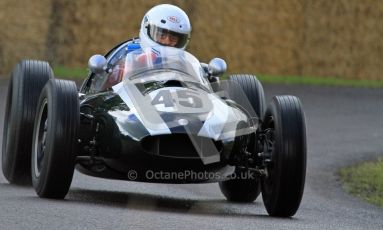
2;60;53;185
261;95;307;217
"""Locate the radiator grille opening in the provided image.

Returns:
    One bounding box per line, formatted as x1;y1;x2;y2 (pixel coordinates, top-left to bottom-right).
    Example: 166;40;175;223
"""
141;134;223;158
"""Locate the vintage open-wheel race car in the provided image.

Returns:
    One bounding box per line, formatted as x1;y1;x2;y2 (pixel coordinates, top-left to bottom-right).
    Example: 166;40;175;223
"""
2;41;306;217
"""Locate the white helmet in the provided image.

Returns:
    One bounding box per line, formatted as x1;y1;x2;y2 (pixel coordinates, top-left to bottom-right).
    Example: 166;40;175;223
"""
139;4;191;50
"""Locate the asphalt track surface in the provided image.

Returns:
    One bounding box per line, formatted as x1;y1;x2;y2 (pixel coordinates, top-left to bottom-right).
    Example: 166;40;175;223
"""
1;77;383;229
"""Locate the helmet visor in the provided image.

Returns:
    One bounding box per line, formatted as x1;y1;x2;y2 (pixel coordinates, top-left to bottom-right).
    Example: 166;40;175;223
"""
148;25;189;48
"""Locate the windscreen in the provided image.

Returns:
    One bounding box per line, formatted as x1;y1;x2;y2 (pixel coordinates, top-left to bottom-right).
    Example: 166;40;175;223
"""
121;46;207;86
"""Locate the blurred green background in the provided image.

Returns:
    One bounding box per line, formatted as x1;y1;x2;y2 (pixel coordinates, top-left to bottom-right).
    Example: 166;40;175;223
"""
0;0;382;80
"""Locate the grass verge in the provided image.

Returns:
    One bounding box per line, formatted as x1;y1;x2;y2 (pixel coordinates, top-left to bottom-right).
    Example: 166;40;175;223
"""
257;74;383;88
53;66;89;79
339;159;383;208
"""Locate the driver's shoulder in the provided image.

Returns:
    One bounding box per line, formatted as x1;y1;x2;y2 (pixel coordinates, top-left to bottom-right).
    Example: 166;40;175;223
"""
105;38;141;59
106;38;142;66
116;38;141;53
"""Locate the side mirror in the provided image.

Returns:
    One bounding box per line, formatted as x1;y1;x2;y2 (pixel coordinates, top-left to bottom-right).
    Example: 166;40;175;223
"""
208;58;227;77
88;54;107;74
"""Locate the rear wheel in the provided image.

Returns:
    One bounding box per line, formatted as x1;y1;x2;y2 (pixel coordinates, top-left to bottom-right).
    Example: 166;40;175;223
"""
219;168;260;202
228;74;266;119
228;74;266;156
2;60;53;185
261;95;306;217
32;79;79;199
219;74;266;202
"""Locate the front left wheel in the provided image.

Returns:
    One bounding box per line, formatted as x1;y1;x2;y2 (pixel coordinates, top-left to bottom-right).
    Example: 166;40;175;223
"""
32;79;79;199
261;95;307;217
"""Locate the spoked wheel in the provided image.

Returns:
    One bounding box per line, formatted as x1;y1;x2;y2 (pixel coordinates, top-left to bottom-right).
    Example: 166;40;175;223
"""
33;99;48;180
218;74;266;203
2;60;53;185
261;95;307;217
32;79;79;199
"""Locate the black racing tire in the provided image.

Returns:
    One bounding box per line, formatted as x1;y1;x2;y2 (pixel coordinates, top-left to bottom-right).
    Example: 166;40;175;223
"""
219;169;261;203
228;74;266;155
261;95;307;217
218;74;266;203
31;79;79;199
228;74;266;120
2;60;53;185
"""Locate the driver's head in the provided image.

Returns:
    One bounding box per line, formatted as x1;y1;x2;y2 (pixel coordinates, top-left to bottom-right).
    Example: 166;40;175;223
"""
139;4;191;50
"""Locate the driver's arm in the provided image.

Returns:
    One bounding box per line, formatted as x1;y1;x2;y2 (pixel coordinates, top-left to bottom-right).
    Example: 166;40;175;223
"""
200;62;219;83
101;58;125;90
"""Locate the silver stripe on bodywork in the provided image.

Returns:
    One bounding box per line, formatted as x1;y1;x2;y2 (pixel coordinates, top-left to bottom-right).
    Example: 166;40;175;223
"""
113;82;171;135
